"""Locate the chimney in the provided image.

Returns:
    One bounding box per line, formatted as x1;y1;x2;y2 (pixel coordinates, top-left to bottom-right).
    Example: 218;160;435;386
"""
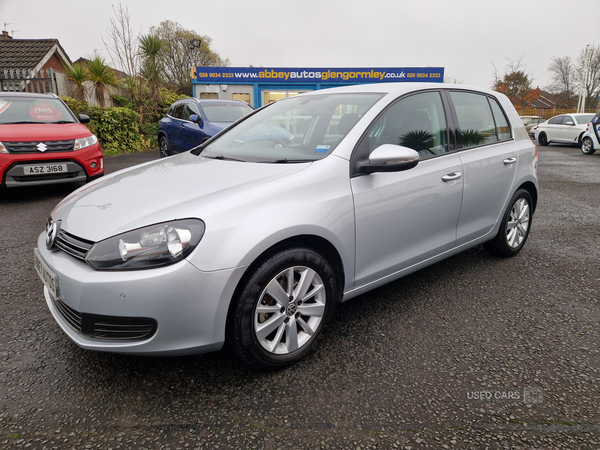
0;31;13;39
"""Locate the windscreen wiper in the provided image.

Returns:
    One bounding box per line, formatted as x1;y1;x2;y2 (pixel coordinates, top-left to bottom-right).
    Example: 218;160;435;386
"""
203;155;246;162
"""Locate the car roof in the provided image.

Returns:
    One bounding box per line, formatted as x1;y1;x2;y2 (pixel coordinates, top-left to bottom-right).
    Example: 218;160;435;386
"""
174;98;250;106
295;82;500;97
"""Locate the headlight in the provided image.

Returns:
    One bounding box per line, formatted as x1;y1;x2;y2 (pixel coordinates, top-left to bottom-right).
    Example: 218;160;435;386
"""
74;135;98;150
85;219;205;270
0;141;7;154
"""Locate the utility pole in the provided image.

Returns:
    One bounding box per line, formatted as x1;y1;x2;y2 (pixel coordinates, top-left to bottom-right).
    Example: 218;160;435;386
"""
577;45;592;113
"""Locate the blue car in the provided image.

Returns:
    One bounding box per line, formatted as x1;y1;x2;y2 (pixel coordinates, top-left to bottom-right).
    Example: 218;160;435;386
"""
158;99;253;157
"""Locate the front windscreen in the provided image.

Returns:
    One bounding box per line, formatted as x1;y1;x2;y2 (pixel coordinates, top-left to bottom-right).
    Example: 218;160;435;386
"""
199;92;384;163
202;103;253;122
0;96;77;125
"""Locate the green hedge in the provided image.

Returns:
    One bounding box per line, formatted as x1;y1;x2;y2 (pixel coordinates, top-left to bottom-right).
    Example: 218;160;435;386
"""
61;97;150;156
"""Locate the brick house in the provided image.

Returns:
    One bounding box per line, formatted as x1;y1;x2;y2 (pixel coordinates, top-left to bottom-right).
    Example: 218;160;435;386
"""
0;31;73;75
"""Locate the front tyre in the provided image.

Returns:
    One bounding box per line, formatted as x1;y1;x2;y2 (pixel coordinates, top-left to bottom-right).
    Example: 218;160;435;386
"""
581;137;596;155
229;247;338;370
484;189;533;257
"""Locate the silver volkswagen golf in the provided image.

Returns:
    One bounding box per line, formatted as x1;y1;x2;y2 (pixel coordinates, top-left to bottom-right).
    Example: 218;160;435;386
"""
35;83;538;370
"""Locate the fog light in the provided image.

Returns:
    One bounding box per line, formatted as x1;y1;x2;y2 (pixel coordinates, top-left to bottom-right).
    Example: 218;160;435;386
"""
90;162;98;169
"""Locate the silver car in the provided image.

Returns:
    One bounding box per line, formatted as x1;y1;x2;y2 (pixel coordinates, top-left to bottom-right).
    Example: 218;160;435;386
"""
35;83;539;370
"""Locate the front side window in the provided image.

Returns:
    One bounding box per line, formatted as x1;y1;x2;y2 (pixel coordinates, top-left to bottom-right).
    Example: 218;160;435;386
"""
0;96;76;125
199;93;384;163
450;92;511;149
362;91;449;159
182;102;200;121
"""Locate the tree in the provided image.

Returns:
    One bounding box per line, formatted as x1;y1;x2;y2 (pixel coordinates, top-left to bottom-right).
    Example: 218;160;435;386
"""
149;20;230;94
547;56;576;107
102;4;140;81
63;62;88;101
85;56;118;109
492;58;540;109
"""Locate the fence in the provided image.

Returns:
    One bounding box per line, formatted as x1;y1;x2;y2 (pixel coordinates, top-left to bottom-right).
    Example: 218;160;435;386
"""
0;68;58;94
0;68;129;108
517;108;598;120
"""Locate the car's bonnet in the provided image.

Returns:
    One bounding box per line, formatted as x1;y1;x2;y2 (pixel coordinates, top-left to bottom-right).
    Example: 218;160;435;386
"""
51;152;309;242
0;123;92;140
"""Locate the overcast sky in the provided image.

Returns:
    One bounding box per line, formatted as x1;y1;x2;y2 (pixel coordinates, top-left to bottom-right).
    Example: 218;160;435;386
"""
1;0;599;90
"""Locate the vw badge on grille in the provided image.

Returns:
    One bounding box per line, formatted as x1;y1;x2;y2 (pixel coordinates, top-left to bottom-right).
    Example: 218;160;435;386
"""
46;220;61;250
37;142;48;152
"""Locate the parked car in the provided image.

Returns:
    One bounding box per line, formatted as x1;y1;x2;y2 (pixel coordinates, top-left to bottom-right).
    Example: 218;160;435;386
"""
157;98;253;157
580;110;600;155
35;83;539;370
534;113;595;146
0;92;103;189
520;115;543;136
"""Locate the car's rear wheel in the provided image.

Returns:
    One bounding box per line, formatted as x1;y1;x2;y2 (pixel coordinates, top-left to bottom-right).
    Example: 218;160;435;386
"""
228;246;338;370
537;132;548;146
484;189;533;257
159;136;170;158
581;137;596;155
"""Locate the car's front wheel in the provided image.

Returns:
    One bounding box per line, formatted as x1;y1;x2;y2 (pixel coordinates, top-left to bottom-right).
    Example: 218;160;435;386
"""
484;189;533;257
537;132;548;146
228;246;338;370
581;137;596;155
159;135;170;158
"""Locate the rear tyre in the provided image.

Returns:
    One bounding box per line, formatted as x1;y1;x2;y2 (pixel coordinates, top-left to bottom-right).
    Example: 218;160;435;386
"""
537;132;548;146
581;137;596;155
228;247;338;370
484;189;533;257
159;136;170;158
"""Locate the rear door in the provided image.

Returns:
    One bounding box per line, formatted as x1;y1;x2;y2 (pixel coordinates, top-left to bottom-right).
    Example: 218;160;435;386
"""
446;90;518;245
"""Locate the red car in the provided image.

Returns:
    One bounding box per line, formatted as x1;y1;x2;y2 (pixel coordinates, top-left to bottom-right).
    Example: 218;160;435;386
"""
0;92;104;189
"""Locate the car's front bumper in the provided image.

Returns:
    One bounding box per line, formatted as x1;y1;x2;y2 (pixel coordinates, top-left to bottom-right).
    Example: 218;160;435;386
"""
1;145;104;187
35;232;246;356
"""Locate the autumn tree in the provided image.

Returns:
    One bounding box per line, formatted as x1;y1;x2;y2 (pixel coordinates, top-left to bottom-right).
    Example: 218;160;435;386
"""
149;20;230;95
492;58;540;109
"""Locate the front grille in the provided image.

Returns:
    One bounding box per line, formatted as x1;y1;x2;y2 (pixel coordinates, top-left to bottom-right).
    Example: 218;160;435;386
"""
55;229;94;261
5;140;75;153
53;296;82;332
52;297;157;341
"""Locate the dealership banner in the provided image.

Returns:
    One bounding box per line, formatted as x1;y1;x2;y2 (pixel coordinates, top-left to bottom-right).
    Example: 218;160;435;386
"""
193;67;444;84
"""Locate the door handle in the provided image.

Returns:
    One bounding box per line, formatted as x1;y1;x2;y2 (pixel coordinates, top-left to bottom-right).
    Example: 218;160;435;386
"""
503;157;517;165
441;171;462;182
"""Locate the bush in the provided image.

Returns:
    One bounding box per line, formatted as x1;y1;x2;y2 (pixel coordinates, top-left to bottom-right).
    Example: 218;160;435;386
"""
60;96;150;156
89;107;150;156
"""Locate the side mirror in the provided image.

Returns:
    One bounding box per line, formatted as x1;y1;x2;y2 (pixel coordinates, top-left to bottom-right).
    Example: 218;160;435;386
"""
190;114;202;126
565;121;574;126
79;114;90;124
360;144;420;174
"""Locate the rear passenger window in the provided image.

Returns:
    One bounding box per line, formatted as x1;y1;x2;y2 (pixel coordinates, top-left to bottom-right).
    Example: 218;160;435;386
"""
489;98;511;141
450;92;511;149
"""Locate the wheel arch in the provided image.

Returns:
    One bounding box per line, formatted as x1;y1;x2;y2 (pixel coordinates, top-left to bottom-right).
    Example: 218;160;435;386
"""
225;234;346;338
517;181;538;214
233;234;345;304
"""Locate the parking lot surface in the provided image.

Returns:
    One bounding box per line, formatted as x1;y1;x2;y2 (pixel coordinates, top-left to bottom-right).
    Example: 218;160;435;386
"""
1;144;599;449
